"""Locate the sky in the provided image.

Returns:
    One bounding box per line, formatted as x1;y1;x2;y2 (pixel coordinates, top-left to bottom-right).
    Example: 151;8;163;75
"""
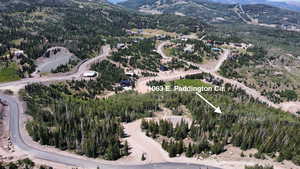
270;0;300;1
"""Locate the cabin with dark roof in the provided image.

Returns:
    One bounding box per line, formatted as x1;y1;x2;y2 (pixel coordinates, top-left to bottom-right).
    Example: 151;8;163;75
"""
160;65;168;71
120;80;132;87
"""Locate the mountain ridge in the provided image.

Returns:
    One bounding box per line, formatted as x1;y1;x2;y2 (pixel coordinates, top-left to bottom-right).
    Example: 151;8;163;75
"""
118;0;300;12
209;0;300;12
119;0;300;30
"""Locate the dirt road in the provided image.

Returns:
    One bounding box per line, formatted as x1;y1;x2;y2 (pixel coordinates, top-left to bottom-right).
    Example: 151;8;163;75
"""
128;41;299;169
141;41;298;112
0;45;218;169
1;40;299;169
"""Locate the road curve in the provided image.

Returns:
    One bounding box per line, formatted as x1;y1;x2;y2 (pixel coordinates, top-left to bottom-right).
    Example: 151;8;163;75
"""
0;45;220;169
0;45;111;90
157;41;171;59
152;42;287;110
0;95;219;169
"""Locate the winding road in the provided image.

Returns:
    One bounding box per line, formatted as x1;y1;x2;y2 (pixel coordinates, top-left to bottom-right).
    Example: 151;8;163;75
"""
0;39;298;168
0;95;217;169
139;43;278;108
0;45;219;169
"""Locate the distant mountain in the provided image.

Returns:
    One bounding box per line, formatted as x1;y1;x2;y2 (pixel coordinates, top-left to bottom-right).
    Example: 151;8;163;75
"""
120;0;300;30
120;0;241;24
209;0;300;12
108;0;126;3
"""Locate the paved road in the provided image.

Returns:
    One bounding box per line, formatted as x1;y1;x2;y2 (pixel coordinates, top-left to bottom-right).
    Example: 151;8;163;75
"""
0;45;111;89
0;45;220;169
0;94;220;169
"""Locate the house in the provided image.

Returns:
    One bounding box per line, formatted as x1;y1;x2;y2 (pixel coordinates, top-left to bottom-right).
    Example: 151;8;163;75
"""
14;50;24;57
125;71;137;77
156;34;167;40
125;29;138;35
181;37;188;41
117;43;126;49
234;43;242;47
120;80;132;87
184;44;194;53
215;41;224;45
211;48;221;52
207;43;213;47
207;40;214;43
123;86;133;91
160;65;168;71
212;78;223;86
82;71;97;77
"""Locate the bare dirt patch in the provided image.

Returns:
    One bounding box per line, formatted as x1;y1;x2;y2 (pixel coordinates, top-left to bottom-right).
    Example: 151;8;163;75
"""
279;101;300;115
123;116;299;169
36;47;79;73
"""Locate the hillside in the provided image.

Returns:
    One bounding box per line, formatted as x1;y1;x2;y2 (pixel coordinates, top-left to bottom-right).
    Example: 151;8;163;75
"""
1;0;300;168
0;0;204;79
120;0;241;24
120;0;300;29
209;0;300;12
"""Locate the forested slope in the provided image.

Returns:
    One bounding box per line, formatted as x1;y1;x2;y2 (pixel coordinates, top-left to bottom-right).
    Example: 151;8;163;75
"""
141;79;300;165
22;76;300;164
0;0;204;78
23;83;158;160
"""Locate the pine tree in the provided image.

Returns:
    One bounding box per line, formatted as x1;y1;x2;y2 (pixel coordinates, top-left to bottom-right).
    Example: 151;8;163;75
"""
186;143;193;157
168;141;177;157
141;153;146;161
177;140;184;154
123;141;130;156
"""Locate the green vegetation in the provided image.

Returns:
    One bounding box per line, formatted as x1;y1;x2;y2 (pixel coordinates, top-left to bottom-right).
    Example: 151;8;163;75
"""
140;88;300;164
219;46;299;102
172;79;212;88
23;84;158;160
166;58;195;70
279;90;298;101
23;75;300;164
147;80;166;87
0;0;204;79
245;164;273;169
0;0;203;60
51;59;79;73
0;158;48;169
0;63;20;82
120;0;241;24
244;4;300;26
169;39;215;63
55;60;129;99
219;47;267;79
110;38;161;72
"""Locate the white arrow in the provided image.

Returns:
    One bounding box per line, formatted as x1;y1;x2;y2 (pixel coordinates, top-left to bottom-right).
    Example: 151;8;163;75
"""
195;92;222;114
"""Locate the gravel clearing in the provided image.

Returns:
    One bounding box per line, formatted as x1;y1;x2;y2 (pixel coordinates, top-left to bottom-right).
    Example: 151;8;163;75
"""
36;47;79;73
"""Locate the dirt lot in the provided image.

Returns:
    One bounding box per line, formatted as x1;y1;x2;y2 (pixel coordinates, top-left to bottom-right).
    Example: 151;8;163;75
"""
122;109;299;169
35;47;79;73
